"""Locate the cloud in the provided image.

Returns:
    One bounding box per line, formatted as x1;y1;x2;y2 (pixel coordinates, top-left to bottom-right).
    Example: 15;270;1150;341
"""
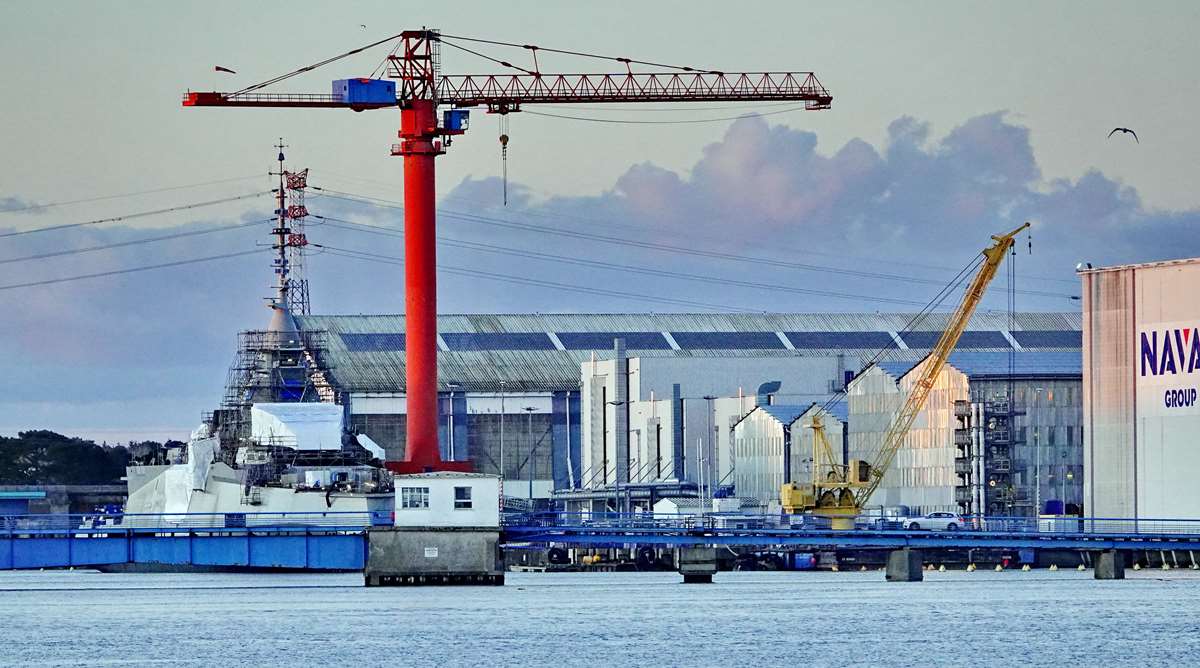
0;195;47;215
445;110;1200;280
3;110;1198;438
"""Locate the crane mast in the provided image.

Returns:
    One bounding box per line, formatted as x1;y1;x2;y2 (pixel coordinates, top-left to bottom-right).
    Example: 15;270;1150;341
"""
782;223;1030;528
183;29;832;475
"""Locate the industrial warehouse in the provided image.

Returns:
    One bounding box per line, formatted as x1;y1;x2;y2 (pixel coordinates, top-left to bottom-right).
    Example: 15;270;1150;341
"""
227;309;1089;518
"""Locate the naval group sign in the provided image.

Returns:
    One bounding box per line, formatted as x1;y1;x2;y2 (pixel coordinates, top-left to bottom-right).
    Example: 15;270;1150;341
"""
1138;320;1200;416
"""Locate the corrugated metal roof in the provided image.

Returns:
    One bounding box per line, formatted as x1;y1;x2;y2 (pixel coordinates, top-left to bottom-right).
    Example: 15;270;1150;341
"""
758;405;813;426
873;351;1081;384
294;313;1082;393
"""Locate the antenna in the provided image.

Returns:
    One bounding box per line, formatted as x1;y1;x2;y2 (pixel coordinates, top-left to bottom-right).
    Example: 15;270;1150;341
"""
270;138;290;309
268;138;312;314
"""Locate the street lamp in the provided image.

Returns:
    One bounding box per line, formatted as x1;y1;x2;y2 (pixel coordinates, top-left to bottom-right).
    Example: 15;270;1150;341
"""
498;379;507;480
1033;387;1044;517
523;406;537;503
702;395;717;513
446;382;461;461
607;399;629;514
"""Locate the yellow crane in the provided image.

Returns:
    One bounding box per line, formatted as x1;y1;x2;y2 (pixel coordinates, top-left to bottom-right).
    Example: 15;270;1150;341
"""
781;222;1030;529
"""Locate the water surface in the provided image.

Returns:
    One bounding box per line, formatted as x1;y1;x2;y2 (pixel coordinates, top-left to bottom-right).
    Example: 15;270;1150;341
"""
1;569;1194;666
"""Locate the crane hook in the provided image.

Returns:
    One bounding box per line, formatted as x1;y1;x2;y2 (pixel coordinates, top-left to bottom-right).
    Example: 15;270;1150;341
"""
499;114;510;206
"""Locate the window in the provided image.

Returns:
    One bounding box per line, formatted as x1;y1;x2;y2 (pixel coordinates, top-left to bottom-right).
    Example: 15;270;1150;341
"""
454;486;473;510
400;486;429;509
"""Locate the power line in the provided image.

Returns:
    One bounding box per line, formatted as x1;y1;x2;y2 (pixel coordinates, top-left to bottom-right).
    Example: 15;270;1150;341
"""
0;175;266;215
0;191;273;239
312;170;1076;287
315;215;931;307
0;249;267;292
310;187;1078;301
0;219;272;266
313;244;749;312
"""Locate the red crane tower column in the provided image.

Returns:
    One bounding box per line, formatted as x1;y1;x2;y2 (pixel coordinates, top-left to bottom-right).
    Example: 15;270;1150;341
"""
390;99;470;474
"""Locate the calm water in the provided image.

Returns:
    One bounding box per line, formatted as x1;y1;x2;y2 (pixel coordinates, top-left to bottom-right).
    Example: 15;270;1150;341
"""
0;569;1196;666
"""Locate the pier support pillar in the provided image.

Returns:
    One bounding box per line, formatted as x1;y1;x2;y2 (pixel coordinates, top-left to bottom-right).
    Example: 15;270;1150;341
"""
678;546;717;584
885;548;923;582
364;527;504;586
1094;550;1125;580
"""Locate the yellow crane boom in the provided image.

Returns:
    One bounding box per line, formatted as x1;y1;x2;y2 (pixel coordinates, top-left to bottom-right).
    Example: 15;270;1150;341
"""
782;222;1030;527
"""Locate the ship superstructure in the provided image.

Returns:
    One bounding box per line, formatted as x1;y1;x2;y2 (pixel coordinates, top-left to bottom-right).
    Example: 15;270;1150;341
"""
125;143;392;519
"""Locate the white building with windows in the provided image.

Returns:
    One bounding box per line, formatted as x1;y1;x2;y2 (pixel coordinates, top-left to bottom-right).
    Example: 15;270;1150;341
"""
393;473;501;528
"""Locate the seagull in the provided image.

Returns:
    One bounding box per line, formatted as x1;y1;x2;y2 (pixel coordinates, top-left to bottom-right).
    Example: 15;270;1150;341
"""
360;24;367;29
214;65;236;74
1108;127;1139;143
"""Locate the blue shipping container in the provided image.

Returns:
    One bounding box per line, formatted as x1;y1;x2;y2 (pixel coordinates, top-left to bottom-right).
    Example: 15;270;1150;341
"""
443;109;469;131
332;78;396;104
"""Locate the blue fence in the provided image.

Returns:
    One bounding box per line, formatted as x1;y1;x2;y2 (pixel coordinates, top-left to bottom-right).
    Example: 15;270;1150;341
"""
502;512;1200;551
0;512;385;571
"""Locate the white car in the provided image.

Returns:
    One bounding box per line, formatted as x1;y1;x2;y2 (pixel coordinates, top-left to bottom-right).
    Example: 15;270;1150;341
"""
902;512;965;531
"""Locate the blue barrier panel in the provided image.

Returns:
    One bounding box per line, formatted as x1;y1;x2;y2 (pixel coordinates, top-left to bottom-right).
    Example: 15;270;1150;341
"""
71;536;129;566
249;534;308;569
193;535;249;567
13;537;69;569
133;535;192;565
307;534;365;570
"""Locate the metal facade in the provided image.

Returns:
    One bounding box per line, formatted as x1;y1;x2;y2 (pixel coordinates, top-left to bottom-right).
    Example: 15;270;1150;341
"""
1081;257;1200;520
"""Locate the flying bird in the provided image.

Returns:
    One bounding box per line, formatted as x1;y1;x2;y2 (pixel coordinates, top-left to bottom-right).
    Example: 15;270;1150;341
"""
1108;127;1139;143
214;65;236;74
360;24;367;29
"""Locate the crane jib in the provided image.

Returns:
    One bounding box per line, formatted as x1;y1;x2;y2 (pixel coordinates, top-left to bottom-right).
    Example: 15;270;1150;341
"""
182;72;832;110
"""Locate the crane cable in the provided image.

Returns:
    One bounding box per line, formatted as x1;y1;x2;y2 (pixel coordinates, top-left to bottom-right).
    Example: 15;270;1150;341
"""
818;254;985;416
229;33;406;97
439;33;720;74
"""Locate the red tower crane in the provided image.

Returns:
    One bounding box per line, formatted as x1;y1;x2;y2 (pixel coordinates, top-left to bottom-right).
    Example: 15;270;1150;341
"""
183;29;833;475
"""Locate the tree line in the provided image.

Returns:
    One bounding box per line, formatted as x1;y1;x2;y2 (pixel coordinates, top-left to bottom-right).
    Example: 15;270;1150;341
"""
0;430;184;485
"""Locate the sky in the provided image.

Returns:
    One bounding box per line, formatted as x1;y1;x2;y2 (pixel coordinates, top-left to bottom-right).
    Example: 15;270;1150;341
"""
1;1;1199;442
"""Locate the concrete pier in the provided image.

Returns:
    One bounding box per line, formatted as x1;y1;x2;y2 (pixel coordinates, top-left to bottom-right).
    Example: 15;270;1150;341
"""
678;546;717;583
885;548;924;582
1094;550;1125;580
364;527;503;586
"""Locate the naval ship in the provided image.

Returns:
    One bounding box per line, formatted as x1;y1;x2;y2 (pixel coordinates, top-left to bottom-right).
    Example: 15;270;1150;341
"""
123;148;394;522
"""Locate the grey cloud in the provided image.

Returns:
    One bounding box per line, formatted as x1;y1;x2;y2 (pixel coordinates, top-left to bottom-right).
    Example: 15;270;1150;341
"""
0;195;46;215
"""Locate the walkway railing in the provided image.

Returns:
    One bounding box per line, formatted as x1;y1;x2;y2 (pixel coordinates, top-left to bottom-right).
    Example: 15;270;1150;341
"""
0;511;393;535
503;511;1200;538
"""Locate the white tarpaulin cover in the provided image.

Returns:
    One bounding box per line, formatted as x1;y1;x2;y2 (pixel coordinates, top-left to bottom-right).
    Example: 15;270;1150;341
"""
251;402;343;450
188;436;218;491
356;433;386;460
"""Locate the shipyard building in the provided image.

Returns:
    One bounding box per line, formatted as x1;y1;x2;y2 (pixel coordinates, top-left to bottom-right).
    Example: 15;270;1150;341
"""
1081;257;1200;520
283;312;1082;510
847;352;1083;517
